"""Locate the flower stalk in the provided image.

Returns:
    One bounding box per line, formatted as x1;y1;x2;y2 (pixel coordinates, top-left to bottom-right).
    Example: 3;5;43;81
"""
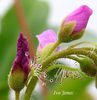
15;91;20;100
42;48;97;71
44;40;60;57
24;76;38;100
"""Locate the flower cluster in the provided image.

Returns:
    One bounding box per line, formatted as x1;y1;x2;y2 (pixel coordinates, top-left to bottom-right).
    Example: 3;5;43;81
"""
8;5;97;100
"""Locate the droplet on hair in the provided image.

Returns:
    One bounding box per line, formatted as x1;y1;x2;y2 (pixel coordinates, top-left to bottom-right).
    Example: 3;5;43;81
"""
64;75;67;79
50;79;53;83
38;56;40;59
25;52;29;57
44;73;47;78
38;64;42;68
59;82;62;85
74;62;78;66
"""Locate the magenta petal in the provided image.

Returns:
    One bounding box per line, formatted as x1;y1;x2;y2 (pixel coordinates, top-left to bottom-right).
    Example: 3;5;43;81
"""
64;5;93;34
36;29;58;51
12;33;30;77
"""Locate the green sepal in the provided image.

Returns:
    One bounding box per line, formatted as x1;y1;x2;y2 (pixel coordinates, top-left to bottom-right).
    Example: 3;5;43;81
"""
58;21;76;42
8;67;26;91
71;29;84;40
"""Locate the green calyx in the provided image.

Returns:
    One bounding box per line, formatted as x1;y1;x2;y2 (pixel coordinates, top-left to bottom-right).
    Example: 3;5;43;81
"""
71;29;84;40
8;67;26;91
58;21;85;43
58;21;76;42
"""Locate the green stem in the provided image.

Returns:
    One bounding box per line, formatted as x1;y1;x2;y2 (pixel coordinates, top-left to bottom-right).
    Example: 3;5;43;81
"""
95;73;97;88
80;47;97;52
42;48;97;70
45;64;79;72
66;55;81;63
67;41;89;49
15;91;20;100
45;40;60;57
24;76;38;100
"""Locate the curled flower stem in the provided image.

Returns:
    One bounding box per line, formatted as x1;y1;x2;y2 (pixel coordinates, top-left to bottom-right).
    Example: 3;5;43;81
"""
42;48;97;70
66;55;81;62
45;64;78;72
15;91;20;100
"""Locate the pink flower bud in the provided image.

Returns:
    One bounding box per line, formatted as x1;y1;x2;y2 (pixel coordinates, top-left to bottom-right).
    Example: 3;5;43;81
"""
58;5;93;42
8;33;31;91
64;5;92;34
12;33;31;79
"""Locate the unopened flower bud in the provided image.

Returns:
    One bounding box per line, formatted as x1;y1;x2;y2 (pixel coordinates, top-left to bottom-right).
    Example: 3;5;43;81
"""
58;5;92;42
8;33;31;91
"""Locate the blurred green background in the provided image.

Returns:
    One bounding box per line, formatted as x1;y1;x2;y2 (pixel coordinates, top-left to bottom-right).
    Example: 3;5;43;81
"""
0;0;97;100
